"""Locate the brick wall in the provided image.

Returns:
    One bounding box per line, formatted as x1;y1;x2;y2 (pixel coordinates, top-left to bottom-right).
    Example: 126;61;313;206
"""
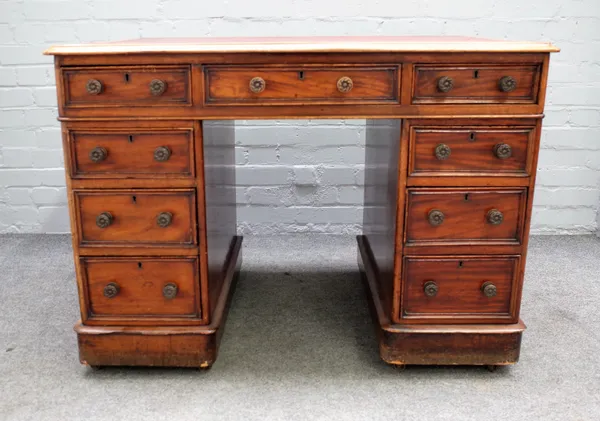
1;0;599;234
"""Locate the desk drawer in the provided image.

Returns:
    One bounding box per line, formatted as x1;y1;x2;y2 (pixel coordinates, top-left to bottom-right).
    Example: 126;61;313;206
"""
401;256;519;322
408;124;534;177
82;257;200;323
204;65;399;105
62;66;191;107
412;64;540;104
69;129;194;178
405;188;526;245
75;189;197;246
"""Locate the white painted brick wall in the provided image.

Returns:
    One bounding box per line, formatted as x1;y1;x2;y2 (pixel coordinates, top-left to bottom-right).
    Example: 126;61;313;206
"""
1;0;599;234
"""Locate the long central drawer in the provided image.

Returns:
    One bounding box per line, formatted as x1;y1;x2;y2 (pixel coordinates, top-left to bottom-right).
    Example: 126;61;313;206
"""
204;65;400;105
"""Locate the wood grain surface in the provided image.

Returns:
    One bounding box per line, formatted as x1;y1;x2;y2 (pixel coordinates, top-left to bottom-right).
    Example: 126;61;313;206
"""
75;189;197;246
409;123;533;177
401;256;518;322
82;257;201;322
63;65;191;107
69;129;194;178
404;188;527;245
413;65;540;104
205;65;399;105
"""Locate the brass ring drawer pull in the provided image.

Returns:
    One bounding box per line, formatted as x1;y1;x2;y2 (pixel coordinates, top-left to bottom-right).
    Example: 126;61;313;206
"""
153;146;171;162
156;212;173;228
499;76;517;92
437;76;454;93
149;79;167;96
487;209;504;225
435;143;451;160
249;77;266;93
428;209;445;226
423;281;438;297
89;146;108;163
86;79;103;95
481;281;497;297
96;212;113;228
103;282;120;298
337;76;353;93
163;282;178;299
493;143;512;159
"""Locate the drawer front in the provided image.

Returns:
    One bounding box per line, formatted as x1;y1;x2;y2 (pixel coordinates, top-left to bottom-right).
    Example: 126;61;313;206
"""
82;257;200;322
69;129;194;178
405;188;526;245
63;66;191;107
401;256;519;322
204;66;399;105
412;65;540;104
409;125;533;176
75;189;197;246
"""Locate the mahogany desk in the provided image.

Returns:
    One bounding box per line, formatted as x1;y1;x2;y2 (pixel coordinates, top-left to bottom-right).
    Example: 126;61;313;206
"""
45;37;559;369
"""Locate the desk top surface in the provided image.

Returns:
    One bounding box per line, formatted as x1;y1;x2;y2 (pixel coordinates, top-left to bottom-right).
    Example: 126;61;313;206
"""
45;36;559;55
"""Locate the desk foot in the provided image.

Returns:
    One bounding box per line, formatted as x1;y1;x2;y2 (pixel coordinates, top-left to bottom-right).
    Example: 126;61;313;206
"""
75;236;243;368
357;235;525;367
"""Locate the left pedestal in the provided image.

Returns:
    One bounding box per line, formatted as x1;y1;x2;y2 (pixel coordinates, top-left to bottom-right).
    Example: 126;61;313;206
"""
55;89;238;367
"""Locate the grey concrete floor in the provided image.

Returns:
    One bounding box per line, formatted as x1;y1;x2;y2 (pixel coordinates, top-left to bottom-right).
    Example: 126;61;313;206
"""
0;234;599;421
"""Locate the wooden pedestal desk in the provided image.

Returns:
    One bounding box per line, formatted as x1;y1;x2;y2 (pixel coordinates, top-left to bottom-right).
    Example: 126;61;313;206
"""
45;37;559;369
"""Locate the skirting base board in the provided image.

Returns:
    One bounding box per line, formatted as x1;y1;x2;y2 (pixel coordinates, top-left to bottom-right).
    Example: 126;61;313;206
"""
357;235;525;367
75;235;243;368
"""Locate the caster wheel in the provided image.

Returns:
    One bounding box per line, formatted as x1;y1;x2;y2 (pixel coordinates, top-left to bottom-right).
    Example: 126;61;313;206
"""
199;362;212;370
88;365;102;371
486;365;498;372
394;364;406;371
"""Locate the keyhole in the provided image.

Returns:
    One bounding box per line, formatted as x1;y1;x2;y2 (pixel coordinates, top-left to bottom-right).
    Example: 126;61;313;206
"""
458;261;464;268
132;195;137;204
469;132;476;141
124;73;130;83
464;193;469;201
298;71;304;80
474;70;479;79
138;262;143;269
128;135;133;143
